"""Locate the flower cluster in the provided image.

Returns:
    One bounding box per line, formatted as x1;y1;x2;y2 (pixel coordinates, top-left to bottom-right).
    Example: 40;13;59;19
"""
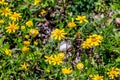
82;34;103;49
0;0;119;79
45;53;65;65
67;16;88;28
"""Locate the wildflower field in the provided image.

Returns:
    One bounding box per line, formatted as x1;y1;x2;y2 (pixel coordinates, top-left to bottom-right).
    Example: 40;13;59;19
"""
0;0;120;80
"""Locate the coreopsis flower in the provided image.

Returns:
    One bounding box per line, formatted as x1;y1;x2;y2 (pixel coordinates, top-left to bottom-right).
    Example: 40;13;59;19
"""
76;62;84;70
22;46;29;52
92;74;103;80
62;68;73;74
40;9;46;15
57;52;65;59
34;0;40;5
45;55;54;65
76;16;88;23
21;62;27;70
0;0;8;5
89;34;103;46
26;20;33;27
25;35;30;39
5;22;19;33
51;29;67;40
107;67;119;79
52;55;63;65
21;26;25;30
29;29;39;37
10;12;22;21
23;41;30;46
5;49;12;56
67;18;76;28
0;19;4;24
81;34;103;49
1;7;12;17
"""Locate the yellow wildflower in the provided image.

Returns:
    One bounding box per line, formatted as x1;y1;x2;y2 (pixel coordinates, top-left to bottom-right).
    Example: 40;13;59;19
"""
51;29;67;40
45;55;54;65
1;7;12;17
5;22;19;33
40;9;46;15
76;62;84;70
29;29;39;37
21;26;25;30
0;0;8;5
81;34;103;49
23;41;30;46
34;0;40;5
25;35;30;39
0;19;4;24
107;67;118;79
10;12;22;21
22;46;29;52
76;16;88;23
5;49;12;56
62;68;72;74
26;20;33;27
67;18;76;28
92;74;103;80
21;62;27;70
57;52;65;59
52;55;63;65
89;34;103;46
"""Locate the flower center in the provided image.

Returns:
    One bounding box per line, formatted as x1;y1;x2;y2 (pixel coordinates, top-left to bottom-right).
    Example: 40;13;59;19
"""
91;37;97;42
56;31;61;35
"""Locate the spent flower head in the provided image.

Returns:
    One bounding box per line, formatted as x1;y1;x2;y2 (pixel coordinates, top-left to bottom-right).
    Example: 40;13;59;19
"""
67;18;76;28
